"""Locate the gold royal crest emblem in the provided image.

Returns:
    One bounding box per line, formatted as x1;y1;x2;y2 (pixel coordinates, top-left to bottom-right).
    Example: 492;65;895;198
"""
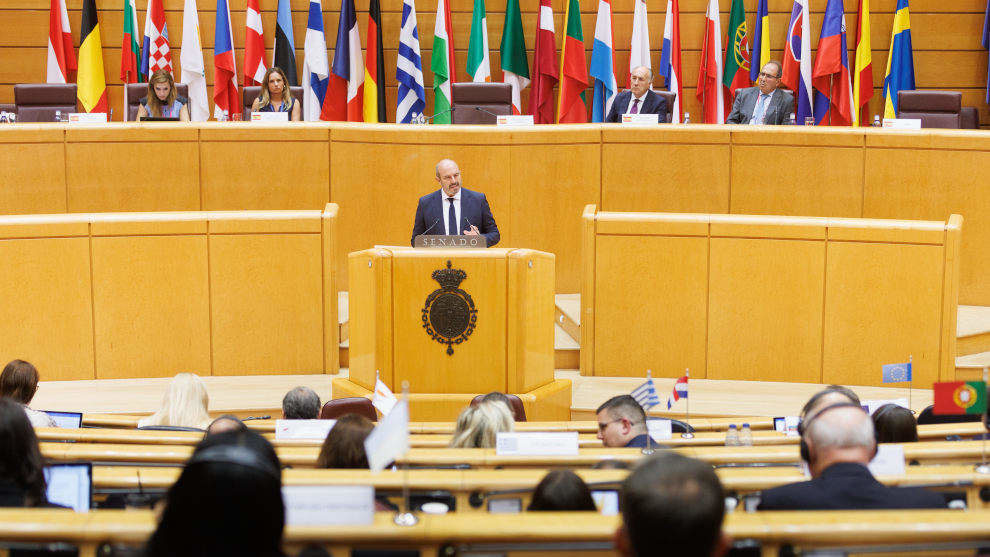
422;260;478;355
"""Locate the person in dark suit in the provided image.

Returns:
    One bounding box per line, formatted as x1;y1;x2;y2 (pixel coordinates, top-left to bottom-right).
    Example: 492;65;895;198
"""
758;404;947;510
596;395;660;448
410;159;500;247
606;66;669;123
726;61;795;125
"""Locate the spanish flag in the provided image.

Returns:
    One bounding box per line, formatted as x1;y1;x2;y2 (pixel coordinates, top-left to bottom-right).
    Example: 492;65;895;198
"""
77;0;108;113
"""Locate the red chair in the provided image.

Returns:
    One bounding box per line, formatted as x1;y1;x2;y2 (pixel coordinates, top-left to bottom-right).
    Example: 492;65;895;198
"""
14;84;78;122
470;394;527;422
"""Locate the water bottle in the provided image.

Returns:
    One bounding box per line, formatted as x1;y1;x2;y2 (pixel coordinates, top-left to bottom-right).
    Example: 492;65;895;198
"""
740;423;753;446
725;424;740;446
683;112;690;124
789;113;796;125
872;114;882;127
54;110;62;123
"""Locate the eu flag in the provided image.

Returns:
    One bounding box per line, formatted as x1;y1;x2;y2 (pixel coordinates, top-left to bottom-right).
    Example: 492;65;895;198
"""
882;362;912;383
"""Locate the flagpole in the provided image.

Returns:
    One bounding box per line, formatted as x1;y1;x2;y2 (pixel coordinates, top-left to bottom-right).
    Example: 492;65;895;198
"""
682;368;694;439
393;381;418;526
977;366;989;475
908;355;913;414
643;369;654;455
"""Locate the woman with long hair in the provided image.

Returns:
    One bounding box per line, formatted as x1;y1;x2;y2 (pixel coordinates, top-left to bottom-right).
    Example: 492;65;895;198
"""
316;414;374;468
0;359;55;427
449;400;514;448
0;398;49;507
137;70;190;121
138;373;211;430
251;67;301;121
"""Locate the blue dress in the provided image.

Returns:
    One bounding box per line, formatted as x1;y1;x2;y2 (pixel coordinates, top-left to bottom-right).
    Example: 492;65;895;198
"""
140;97;186;118
258;97;295;113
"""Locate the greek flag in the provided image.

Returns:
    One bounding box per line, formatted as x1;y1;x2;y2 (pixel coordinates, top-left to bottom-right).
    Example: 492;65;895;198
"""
631;378;660;409
396;0;426;123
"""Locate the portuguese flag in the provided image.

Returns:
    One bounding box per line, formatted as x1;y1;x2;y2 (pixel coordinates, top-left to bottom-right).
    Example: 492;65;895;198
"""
78;0;108;114
933;381;987;415
722;0;750;98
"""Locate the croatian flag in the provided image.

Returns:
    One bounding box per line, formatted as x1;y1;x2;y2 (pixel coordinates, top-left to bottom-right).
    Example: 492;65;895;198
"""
811;0;853;125
588;0;617;122
396;0;426;123
212;0;239;120
302;0;330;122
142;0;172;76
632;378;661;410
782;0;814;124
658;0;683;122
324;0;364;121
666;373;688;410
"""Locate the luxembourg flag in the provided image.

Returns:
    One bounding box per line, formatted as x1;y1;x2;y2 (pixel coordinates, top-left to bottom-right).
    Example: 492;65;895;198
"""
658;0;683;123
302;0;330;122
142;0;172;76
588;0;617;122
781;0;814;124
212;0;239;120
324;0;364;121
666;372;688;410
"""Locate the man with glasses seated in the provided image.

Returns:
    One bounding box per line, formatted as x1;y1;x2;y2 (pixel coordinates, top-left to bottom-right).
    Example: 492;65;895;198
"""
726;61;794;125
596;395;659;448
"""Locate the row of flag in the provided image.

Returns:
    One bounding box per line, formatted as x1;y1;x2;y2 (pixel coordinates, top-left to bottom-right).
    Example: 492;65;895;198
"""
43;0;983;125
632;371;688;411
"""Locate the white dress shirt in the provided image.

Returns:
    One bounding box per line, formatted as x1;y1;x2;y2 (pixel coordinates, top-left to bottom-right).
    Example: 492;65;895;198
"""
441;189;462;235
749;91;773;125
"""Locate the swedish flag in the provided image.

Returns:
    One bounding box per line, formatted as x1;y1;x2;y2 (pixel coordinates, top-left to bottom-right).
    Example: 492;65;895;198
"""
882;0;915;118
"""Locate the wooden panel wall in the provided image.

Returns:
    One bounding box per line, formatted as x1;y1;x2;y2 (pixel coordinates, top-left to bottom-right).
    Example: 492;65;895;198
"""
0;208;338;380
583;210;961;387
2;0;988;127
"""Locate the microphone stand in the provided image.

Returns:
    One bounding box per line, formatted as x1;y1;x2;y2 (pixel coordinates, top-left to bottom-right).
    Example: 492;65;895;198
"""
413;106;456;124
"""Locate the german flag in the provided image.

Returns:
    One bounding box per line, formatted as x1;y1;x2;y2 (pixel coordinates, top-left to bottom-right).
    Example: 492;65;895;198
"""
363;0;386;122
77;0;108;114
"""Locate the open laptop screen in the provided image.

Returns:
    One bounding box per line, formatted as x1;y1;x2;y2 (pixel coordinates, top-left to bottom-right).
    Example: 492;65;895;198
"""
44;463;92;512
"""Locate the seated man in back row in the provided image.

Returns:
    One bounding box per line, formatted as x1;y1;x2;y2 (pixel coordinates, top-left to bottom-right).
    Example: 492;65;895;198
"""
758;402;947;510
726;61;794;125
606;66;668;123
596;395;659;448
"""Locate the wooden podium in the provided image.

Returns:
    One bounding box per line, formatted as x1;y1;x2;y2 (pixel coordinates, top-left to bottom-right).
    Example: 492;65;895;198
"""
333;247;571;420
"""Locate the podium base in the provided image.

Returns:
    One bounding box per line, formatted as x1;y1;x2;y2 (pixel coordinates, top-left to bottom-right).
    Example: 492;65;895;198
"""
331;377;572;421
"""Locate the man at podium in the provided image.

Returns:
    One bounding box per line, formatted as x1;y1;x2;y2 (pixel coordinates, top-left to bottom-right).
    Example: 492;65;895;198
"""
410;159;500;247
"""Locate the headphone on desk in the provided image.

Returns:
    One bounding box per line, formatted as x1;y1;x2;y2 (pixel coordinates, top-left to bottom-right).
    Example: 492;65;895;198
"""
798;402;872;463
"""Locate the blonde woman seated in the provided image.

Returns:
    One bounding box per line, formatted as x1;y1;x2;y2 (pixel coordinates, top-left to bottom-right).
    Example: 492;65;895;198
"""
137;70;190;121
251;67;301;121
138;373;211;430
449;400;514;448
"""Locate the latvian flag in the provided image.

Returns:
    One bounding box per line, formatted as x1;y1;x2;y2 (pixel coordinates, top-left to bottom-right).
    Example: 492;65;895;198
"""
666;373;688;410
631;378;660;410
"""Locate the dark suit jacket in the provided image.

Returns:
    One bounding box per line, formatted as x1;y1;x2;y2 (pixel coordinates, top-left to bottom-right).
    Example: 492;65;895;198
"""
606;90;668;123
410;187;500;247
757;462;947;511
726;86;795;125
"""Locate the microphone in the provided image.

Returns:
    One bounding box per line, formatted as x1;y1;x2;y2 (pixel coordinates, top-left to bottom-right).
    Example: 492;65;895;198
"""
474;106;504;120
415;106;456;124
422;218;441;236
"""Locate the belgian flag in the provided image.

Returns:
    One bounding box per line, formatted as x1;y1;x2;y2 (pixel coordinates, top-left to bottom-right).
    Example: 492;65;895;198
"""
77;0;108;114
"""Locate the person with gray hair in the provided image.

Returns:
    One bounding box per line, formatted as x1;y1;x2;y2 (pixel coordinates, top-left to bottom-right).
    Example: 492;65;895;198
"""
605;66;668;123
758;403;946;510
281;387;321;420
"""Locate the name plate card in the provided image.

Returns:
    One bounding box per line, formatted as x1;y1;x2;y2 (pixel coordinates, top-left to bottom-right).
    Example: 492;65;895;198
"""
621;113;660;125
868;444;906;476
282;485;375;526
68;112;107;123
496;431;579;456
275;419;336;440
863;398;909;415
646;419;673;440
251;112;290;122
414;234;487;248
496;114;535;126
882;118;922;130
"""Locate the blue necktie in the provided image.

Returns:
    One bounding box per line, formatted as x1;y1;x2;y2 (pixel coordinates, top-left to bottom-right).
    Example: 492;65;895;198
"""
751;94;769;124
447;197;457;236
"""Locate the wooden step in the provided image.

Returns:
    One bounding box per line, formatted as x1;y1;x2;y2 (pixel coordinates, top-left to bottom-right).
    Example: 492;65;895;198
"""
957;305;990;356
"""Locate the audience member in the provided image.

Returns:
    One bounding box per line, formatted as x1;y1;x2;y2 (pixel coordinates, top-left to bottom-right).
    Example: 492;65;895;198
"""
596;395;657;448
138;373;211;430
758;403;946;510
872;404;918;443
0;360;55;427
616;452;729;557
146;429;284;557
205;414;248;437
0;398;49;507
527;470;597;511
799;384;861;420
251;67;301;121
449;400;513;448
137;70;190;121
316;414;374;469
282;386;321;420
